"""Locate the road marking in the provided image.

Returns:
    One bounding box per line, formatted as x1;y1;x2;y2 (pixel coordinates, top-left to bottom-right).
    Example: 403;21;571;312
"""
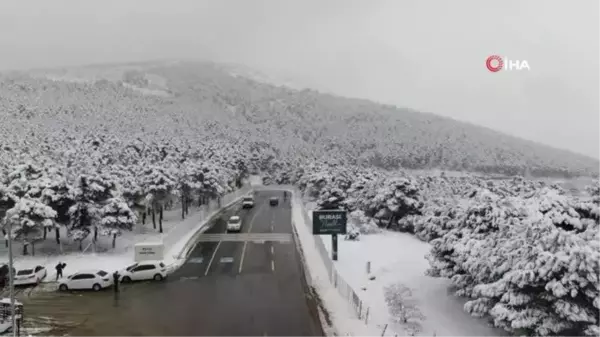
188;257;204;264
220;257;234;263
204;241;222;276
238;200;266;274
195;233;292;242
271;260;275;271
238;241;248;274
271;246;274;254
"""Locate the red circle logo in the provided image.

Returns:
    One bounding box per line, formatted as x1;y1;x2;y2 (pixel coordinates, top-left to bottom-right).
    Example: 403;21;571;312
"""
486;55;503;72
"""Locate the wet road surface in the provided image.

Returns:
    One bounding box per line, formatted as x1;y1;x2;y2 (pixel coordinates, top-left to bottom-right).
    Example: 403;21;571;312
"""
15;190;324;336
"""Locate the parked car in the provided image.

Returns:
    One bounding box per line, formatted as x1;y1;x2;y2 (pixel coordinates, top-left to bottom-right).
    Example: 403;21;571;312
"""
58;270;113;291
14;265;46;286
269;197;279;206
227;215;242;232
119;261;168;282
242;196;255;209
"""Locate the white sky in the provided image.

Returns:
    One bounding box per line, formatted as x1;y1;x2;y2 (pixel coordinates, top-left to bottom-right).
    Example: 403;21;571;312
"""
0;0;598;159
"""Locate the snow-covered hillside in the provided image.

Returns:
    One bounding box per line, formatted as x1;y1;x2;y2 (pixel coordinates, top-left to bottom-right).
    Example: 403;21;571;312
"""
1;61;597;179
0;61;598;336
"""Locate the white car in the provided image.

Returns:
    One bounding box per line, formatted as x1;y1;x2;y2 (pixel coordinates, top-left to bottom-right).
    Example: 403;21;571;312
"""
242;196;254;208
119;261;168;282
227;215;242;232
14;266;46;286
58;270;113;291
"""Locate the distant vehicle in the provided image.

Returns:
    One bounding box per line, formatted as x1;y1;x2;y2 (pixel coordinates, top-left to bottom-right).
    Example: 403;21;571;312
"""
119;261;168;282
242;196;255;209
269;197;279;206
58;270;113;291
14;265;46;286
227;215;242;232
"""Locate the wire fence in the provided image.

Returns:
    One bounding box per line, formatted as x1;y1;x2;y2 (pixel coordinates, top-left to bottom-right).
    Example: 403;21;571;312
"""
293;187;398;336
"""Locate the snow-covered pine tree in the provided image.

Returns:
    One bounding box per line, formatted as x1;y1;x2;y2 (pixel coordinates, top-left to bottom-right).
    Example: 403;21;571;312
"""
5;197;57;255
362;177;423;231
0;184;17;248
316;186;347;210
99;198;137;248
108;164;146;223
68;174;118;250
40;177;74;244
5;163;51;199
140;166;176;233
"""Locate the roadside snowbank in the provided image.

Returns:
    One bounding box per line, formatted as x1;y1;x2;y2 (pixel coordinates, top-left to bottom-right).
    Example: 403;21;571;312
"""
319;231;507;336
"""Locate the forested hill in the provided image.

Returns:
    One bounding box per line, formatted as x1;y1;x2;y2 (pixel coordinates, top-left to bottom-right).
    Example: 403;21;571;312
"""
0;60;597;178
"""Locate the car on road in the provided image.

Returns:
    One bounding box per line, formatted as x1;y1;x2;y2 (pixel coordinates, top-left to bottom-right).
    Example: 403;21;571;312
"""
119;261;168;282
14;265;46;286
227;215;242;232
58;269;113;291
269;197;279;206
242;196;255;208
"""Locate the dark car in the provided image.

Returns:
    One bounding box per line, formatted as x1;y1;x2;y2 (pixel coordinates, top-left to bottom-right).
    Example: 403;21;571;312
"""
269;197;279;206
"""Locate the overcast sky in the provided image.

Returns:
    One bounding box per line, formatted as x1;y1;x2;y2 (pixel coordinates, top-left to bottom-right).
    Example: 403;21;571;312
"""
0;0;598;159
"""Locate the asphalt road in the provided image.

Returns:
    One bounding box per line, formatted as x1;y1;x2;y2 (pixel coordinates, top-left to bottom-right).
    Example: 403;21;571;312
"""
18;190;325;336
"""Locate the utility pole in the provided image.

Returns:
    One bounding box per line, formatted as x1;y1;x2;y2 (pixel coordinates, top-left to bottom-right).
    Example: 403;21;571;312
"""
7;221;16;337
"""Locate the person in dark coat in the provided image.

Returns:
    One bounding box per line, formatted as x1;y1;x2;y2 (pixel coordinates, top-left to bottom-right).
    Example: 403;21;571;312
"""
55;262;66;280
113;271;120;292
0;264;8;289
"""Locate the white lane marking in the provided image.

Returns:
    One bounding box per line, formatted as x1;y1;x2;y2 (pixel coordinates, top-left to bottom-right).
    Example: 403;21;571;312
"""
204;241;222;276
238;199;266;274
270;246;274;255
238;241;248;274
271;260;275;271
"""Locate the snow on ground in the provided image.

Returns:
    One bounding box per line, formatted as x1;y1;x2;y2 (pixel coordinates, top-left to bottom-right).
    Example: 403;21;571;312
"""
248;174;263;186
318;231;508;336
2;187;251;283
288;188;379;336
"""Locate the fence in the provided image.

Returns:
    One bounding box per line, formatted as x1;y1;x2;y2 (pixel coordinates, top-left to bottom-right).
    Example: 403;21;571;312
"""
290;186;396;336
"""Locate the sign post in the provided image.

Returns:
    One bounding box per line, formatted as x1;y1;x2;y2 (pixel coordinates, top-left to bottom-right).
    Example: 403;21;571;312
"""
312;210;347;261
332;234;338;261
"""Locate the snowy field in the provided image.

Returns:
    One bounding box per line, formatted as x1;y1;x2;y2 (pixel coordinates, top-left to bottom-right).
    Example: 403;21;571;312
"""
1;187;250;286
319;231;508;336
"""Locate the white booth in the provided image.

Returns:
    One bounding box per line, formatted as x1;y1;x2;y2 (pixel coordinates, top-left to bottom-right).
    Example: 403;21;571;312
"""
134;242;165;262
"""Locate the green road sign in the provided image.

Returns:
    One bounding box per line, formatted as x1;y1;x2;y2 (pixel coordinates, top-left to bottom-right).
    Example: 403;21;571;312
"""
312;210;347;235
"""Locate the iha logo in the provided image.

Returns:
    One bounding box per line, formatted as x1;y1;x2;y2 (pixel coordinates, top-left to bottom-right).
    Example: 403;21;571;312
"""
486;55;530;72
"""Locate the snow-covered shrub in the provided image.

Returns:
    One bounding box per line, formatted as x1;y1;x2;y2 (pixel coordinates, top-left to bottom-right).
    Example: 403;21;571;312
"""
348;210;380;234
427;188;600;336
361;177;423;230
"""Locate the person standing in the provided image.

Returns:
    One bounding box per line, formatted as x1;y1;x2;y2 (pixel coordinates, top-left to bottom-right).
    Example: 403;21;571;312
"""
55;262;65;280
113;271;120;292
